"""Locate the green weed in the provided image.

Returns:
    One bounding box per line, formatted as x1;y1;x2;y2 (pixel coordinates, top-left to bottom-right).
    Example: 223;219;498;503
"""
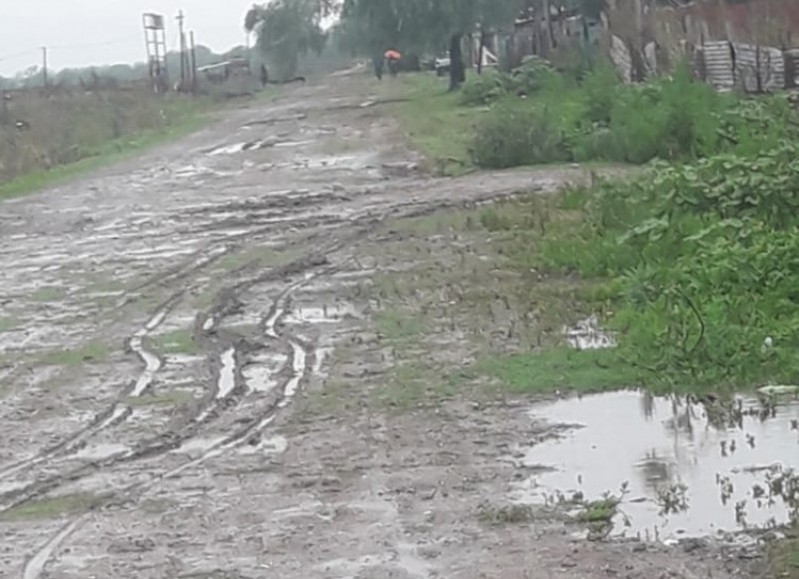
578;497;619;523
0;493;104;521
477;503;535;526
152;329;199;356
375;309;424;343
37;343;110;366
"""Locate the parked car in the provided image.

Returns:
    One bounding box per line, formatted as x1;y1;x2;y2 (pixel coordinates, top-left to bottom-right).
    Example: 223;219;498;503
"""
435;54;451;77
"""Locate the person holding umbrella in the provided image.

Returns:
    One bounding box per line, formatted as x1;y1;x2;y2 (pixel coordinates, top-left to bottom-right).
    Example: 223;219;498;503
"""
384;49;402;77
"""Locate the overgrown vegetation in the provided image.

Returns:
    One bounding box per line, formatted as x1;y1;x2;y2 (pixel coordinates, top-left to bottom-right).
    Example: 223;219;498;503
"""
469;61;799;169
528;139;799;391
395;57;799;173
0;89;209;198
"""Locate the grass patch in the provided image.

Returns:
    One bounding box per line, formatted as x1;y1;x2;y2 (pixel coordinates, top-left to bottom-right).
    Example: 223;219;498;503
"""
30;286;65;302
384;209;474;237
477;503;535;526
151;329;199;356
371;362;458;411
37;342;110;366
0;317;18;332
375;309;424;343
390;74;483;175
215;245;305;274
476;348;638;395
769;526;799;579
0;493;103;521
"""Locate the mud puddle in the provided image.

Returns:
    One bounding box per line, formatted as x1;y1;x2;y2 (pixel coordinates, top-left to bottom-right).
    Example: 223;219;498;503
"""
515;390;799;542
284;302;358;325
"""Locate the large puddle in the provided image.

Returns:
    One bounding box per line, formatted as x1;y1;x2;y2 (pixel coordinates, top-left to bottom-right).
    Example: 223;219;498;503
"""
516;390;799;542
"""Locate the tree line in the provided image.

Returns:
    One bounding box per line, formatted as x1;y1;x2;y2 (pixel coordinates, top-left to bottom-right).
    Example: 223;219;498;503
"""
246;0;601;88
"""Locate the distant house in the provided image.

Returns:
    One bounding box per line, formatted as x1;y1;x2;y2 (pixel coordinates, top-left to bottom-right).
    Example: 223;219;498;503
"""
197;58;251;84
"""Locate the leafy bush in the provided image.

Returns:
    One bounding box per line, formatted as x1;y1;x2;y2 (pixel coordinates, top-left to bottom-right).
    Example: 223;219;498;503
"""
459;71;513;106
470;101;569;168
466;60;799;170
459;58;556;106
540;141;799;389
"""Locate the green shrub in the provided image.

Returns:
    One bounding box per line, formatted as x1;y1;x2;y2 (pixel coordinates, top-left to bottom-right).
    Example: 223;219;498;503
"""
470;101;569;168
540;140;799;389
459;71;513;106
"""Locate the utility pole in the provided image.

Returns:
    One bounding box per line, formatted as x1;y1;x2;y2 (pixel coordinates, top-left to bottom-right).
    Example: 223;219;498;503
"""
177;10;186;84
41;47;48;88
190;31;198;93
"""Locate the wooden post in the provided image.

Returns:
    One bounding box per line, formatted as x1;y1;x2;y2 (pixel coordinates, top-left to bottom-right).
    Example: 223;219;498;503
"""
190;31;198;93
41;47;48;88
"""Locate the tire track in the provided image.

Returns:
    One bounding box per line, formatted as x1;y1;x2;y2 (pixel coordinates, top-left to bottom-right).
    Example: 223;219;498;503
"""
18;259;330;579
0;300;176;482
15;192;530;578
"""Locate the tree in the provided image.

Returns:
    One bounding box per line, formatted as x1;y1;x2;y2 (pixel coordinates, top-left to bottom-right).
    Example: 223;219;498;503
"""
244;0;333;80
339;0;522;90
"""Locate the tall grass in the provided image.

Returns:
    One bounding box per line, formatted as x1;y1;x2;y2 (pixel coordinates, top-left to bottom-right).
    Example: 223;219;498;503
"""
0;87;209;196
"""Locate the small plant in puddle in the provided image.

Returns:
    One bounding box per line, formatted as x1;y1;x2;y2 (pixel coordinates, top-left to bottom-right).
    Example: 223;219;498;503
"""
656;482;689;515
577;483;631;541
764;467;799;520
717;474;735;505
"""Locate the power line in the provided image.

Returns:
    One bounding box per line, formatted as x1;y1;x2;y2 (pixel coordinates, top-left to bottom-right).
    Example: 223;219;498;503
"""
0;49;40;63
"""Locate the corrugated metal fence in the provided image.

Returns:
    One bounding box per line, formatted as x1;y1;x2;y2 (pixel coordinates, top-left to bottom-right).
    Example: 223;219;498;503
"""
698;41;792;92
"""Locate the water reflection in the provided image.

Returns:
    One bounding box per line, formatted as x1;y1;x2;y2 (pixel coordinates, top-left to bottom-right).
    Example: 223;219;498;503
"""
514;390;799;541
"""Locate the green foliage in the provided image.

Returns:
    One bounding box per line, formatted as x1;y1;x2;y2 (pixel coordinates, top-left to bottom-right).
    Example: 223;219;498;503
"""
470;100;570;168
0;93;208;196
540;141;799;390
468;62;799;170
459;58;556;106
338;0;522;57
246;0;328;79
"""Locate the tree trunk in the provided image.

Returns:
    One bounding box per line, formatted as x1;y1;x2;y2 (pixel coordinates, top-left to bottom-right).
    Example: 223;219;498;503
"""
542;0;554;54
477;30;487;75
449;33;466;90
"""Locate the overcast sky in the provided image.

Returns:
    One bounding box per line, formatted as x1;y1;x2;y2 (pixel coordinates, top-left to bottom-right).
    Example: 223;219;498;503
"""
0;0;256;76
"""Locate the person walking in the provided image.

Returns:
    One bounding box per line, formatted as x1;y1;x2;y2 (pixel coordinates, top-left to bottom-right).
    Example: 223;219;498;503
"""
372;55;384;80
260;64;269;88
384;49;401;77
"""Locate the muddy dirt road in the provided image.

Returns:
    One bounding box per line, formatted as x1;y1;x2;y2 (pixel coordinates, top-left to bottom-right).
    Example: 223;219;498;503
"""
0;74;763;578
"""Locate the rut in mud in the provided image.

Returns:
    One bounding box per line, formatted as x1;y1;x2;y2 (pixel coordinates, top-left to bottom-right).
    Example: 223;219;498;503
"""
0;73;782;579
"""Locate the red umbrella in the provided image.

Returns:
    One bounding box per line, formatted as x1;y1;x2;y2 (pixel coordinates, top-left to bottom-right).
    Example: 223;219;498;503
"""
384;49;402;61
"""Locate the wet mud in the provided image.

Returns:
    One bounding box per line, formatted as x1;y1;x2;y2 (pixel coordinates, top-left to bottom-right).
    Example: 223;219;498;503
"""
0;72;772;578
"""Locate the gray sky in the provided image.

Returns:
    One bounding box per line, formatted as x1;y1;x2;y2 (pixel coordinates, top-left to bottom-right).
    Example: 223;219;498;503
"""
0;0;256;76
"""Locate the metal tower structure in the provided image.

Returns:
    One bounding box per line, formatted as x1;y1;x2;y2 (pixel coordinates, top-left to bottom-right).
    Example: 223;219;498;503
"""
143;13;168;92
